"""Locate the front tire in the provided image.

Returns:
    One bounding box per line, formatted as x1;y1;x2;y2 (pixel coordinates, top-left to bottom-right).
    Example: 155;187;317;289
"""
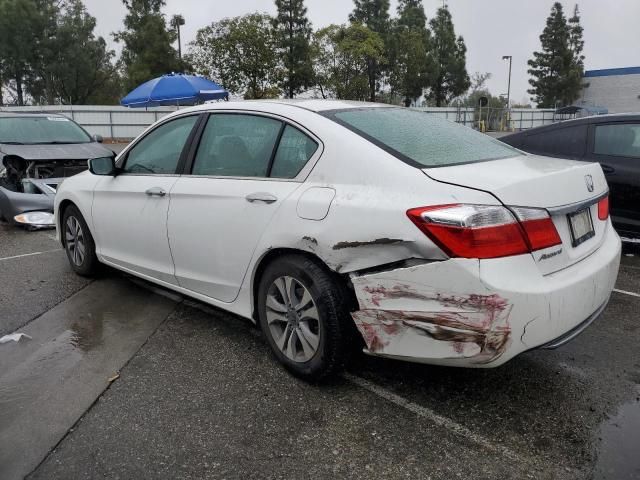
257;254;351;381
62;205;99;276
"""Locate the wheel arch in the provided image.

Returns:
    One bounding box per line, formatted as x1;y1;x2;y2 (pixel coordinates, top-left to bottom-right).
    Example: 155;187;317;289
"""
250;247;355;322
57;199;76;246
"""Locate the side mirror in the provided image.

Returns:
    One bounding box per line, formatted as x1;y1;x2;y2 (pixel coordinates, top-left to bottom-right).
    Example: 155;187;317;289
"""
92;134;104;143
88;156;117;176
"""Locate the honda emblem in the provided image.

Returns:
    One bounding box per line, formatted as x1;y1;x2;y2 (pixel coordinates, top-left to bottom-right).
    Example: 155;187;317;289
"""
585;175;594;193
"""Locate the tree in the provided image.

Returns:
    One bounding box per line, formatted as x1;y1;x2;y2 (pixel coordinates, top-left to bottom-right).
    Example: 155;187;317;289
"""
527;2;584;108
272;0;313;98
0;0;45;105
30;0;120;104
568;5;585;71
312;23;385;100
349;0;390;102
427;6;470;106
188;14;279;99
388;0;433;105
114;0;183;92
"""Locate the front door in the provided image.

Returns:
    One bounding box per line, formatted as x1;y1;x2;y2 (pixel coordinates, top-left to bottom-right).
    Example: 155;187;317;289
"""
168;113;320;302
92;114;200;284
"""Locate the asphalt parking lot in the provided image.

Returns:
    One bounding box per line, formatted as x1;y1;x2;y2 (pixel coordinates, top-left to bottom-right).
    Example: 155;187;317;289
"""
0;223;638;480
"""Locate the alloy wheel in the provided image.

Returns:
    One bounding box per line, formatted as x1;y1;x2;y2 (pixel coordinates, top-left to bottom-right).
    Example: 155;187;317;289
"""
265;276;321;363
65;216;85;267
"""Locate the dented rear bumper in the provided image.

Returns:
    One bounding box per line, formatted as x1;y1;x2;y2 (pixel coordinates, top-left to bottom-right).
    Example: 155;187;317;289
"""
349;225;621;367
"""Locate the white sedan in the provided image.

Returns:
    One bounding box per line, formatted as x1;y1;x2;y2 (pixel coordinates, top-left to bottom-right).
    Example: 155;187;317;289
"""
55;100;621;380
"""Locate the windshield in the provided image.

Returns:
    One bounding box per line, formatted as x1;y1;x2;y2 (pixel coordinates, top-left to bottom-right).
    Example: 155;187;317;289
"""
329;108;520;168
0;116;91;144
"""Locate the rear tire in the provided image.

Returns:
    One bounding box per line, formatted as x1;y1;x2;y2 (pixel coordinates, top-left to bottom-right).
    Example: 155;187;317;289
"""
62;205;99;276
257;254;351;381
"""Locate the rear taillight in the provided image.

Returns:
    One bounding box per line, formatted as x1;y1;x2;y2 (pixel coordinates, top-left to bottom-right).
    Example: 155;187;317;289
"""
510;207;562;251
407;204;561;259
598;196;609;221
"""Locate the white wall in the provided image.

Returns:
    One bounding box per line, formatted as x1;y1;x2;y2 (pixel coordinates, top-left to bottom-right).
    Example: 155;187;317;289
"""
580;73;640;114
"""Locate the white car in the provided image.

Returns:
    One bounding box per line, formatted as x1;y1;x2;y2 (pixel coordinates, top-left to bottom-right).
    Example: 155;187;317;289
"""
55;100;621;380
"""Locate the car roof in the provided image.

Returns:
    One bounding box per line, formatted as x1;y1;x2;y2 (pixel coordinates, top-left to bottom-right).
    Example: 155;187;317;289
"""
165;99;392;118
503;112;640;140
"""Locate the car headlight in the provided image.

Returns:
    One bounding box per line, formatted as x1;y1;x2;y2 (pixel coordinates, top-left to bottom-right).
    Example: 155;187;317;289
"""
14;211;55;228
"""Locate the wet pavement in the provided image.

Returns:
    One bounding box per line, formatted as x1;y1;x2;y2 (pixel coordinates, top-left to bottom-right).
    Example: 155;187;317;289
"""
1;225;639;480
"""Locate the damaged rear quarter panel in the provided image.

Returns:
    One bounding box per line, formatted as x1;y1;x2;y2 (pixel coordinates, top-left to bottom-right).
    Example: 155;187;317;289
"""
350;259;514;365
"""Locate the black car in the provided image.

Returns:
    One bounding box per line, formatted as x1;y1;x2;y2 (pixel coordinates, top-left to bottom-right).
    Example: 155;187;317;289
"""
0;112;113;228
502;114;640;239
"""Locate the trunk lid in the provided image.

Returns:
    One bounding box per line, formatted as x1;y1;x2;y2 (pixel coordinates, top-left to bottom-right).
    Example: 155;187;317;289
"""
423;155;607;208
423;155;610;275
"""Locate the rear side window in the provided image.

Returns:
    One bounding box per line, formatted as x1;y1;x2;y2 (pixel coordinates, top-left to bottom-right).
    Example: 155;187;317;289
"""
328;108;519;167
594;124;640;158
270;126;318;178
124;115;198;174
192;114;282;177
524;124;587;158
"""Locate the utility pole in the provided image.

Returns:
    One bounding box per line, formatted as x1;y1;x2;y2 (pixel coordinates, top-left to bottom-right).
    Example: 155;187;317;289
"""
171;15;186;61
502;55;512;109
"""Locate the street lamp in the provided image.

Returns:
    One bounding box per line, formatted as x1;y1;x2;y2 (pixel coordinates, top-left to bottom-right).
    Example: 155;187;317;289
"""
502;55;512;109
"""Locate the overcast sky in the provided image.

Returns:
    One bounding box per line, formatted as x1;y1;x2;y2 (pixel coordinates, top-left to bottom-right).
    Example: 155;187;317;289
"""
84;0;640;104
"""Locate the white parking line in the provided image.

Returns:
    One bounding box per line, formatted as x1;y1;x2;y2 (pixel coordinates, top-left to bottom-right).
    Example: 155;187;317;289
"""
0;249;62;262
613;288;640;298
342;372;524;463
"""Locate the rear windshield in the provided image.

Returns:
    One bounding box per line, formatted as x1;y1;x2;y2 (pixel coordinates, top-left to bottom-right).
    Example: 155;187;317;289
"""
329;108;519;167
0;116;91;144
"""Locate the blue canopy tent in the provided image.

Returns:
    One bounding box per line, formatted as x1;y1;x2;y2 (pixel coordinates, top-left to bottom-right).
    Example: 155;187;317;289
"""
121;74;228;108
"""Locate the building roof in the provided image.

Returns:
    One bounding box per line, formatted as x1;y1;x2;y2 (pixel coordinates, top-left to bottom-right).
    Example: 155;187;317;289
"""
584;67;640;78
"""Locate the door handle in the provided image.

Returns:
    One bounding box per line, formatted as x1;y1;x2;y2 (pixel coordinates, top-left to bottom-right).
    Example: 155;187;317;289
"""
245;192;277;204
145;187;166;197
601;164;615;174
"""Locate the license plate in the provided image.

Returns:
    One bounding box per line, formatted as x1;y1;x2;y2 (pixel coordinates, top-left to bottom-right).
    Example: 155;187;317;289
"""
568;208;595;247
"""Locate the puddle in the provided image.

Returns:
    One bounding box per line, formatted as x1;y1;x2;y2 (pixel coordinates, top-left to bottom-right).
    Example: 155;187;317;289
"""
0;277;179;479
593;392;640;480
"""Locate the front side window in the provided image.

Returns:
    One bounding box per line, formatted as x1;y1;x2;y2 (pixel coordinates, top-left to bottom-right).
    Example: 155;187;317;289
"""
123;115;198;174
328;108;519;167
594;124;640;158
0;116;91;144
270;126;318;178
192;114;282;177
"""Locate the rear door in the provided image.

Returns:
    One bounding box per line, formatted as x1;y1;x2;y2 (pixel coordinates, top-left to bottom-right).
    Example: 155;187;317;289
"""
587;121;640;236
167;112;320;302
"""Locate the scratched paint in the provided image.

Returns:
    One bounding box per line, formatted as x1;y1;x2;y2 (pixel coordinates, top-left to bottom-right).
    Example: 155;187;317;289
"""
350;266;513;363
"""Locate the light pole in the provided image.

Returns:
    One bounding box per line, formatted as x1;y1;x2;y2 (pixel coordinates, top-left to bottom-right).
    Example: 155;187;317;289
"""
502;55;512;109
171;15;186;61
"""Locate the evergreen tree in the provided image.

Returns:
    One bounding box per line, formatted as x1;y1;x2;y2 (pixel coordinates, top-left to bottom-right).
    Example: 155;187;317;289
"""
527;2;584;108
568;5;585;69
389;0;433;105
114;0;183;92
0;0;46;105
427;6;470;106
272;0;313;98
349;0;390;102
27;0;120;104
